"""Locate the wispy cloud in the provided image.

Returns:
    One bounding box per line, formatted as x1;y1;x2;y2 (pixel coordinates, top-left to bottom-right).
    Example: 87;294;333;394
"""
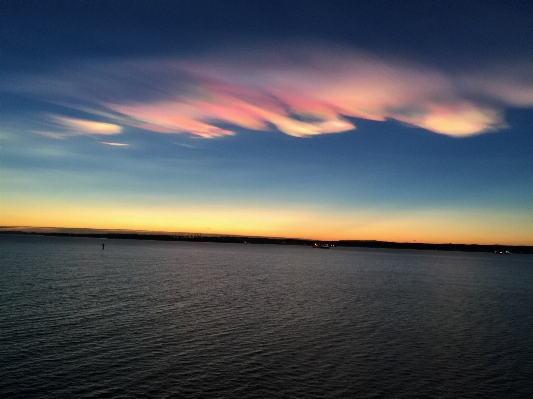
101;141;128;146
457;62;533;107
30;115;123;140
33;130;68;140
6;43;532;138
52;115;122;135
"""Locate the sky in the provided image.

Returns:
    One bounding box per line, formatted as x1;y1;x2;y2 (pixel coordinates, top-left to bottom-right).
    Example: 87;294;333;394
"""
1;0;532;244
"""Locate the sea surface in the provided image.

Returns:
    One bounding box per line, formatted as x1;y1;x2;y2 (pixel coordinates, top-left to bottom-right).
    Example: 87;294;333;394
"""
1;234;532;398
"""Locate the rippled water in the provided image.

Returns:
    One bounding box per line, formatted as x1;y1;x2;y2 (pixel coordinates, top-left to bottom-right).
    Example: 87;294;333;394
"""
1;234;532;398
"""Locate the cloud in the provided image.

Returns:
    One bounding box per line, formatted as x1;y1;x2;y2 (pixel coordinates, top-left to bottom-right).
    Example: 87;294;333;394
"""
30;115;123;140
5;43;532;138
101;141;128;146
33;130;68;140
457;62;533;107
180;45;517;137
52;115;122;135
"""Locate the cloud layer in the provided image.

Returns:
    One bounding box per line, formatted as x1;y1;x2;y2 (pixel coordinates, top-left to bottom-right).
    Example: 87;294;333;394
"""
6;43;533;138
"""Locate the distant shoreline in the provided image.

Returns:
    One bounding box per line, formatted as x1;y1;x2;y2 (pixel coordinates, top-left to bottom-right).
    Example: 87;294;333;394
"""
1;230;532;254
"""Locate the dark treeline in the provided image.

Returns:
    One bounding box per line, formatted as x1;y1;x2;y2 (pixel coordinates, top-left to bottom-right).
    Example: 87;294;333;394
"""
2;231;532;254
336;240;533;254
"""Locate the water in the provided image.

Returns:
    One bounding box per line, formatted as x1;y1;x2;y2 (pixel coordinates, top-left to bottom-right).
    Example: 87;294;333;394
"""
1;234;532;398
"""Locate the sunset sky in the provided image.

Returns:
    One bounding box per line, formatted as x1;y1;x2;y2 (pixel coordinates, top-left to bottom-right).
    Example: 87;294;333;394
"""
1;0;532;244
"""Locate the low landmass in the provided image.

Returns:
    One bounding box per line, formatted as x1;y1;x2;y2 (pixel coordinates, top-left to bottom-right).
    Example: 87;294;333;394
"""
1;228;531;254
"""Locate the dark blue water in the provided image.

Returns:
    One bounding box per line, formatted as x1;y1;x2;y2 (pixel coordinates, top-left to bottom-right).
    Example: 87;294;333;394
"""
1;234;532;398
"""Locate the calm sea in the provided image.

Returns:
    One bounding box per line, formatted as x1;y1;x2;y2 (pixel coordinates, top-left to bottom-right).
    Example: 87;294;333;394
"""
1;234;532;398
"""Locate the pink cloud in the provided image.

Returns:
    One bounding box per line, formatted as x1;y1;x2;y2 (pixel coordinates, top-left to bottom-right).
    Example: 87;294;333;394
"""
110;102;235;138
9;43;533;138
173;45;513;136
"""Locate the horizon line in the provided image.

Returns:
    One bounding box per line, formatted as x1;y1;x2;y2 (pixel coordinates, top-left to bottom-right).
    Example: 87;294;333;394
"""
1;226;531;249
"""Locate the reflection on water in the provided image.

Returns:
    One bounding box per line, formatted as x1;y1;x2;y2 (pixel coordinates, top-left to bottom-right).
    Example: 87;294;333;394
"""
1;235;532;398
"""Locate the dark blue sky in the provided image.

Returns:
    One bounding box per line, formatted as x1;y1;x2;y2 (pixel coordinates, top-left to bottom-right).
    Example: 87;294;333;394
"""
4;1;532;64
1;0;532;244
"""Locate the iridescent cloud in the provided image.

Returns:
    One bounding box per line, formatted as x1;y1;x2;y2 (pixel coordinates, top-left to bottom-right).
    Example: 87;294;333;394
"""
7;43;533;138
32;115;123;139
52;115;122;135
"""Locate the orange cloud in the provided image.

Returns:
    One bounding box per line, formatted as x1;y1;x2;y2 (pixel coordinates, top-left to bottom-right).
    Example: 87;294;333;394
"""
397;103;504;136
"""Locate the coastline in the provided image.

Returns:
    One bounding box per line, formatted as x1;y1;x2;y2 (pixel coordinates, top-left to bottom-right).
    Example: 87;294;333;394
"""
1;230;531;254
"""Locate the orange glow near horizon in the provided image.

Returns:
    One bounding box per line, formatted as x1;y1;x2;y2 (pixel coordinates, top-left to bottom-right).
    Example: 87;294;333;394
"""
2;197;532;246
